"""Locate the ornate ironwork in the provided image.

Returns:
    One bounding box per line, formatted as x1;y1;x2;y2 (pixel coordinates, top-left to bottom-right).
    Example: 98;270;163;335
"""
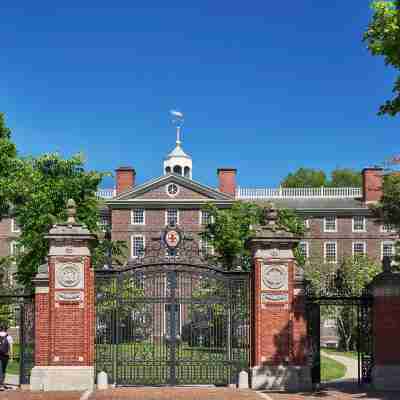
0;294;35;385
95;240;250;386
304;276;373;387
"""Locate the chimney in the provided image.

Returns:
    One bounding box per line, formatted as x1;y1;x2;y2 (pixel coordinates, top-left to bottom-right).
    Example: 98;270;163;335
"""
217;168;237;197
116;166;136;195
362;167;383;203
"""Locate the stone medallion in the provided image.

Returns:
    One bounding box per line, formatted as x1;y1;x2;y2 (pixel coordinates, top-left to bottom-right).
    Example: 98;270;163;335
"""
261;264;288;291
164;228;182;249
55;262;84;289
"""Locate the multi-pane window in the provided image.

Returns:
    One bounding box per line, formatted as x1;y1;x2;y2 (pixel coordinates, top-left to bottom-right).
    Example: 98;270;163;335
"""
98;215;110;232
131;208;145;225
298;241;309;259
352;216;366;232
352;241;366;257
324;216;337;232
381;223;396;233
304;219;310;229
381;241;395;260
131;235;145;258
324;242;337;264
166;209;179;226
10;241;23;257
200;238;214;257
11;218;21;233
200;211;212;226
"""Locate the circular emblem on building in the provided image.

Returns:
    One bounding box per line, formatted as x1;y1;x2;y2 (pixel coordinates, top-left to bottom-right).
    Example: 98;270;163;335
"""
262;265;287;290
56;263;82;288
164;228;181;249
166;183;179;197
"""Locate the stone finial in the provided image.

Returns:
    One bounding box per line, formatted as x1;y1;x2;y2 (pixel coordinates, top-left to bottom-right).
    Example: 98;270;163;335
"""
382;256;392;273
66;199;77;224
263;204;279;228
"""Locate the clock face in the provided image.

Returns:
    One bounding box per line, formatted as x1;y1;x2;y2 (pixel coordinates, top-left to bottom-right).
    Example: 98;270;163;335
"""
167;183;179;197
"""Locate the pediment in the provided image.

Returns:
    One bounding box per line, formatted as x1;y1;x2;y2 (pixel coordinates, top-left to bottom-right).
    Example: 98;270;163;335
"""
113;174;233;202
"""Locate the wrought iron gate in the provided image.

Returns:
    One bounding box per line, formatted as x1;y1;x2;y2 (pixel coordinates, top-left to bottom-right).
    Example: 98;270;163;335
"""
96;264;250;385
0;294;35;385
305;279;373;387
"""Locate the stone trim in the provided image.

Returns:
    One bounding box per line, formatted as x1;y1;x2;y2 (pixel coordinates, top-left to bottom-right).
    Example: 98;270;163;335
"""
35;287;49;294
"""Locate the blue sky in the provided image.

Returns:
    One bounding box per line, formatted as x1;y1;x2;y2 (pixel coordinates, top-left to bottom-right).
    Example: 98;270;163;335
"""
0;1;398;189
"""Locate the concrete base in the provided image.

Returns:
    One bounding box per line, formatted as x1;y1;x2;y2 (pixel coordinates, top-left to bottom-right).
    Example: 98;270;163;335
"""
372;365;400;391
251;365;312;392
30;366;94;391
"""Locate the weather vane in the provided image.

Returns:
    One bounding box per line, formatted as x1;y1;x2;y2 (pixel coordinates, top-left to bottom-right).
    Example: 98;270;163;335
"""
170;110;184;146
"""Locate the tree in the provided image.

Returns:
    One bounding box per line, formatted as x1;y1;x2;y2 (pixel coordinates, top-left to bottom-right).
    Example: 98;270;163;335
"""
0;113;18;217
281;168;327;188
201;202;305;271
329;169;362;187
304;255;380;351
364;1;400;116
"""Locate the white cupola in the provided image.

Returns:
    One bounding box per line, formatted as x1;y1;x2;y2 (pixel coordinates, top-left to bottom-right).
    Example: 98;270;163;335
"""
164;111;192;179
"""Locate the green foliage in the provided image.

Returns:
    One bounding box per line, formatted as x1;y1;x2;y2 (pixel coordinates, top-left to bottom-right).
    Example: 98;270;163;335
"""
329;169;362;187
320;355;346;381
11;153;107;287
281;167;362;188
201;202;305;271
281;168;327;188
201;202;262;270
92;238;128;268
364;1;400;116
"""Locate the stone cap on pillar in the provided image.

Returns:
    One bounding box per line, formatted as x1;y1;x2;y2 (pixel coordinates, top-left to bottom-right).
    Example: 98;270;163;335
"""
32;261;49;288
246;204;301;250
45;199;97;242
369;257;400;294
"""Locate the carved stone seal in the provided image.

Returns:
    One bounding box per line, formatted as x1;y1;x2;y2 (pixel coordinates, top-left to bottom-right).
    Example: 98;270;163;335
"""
261;264;288;291
55;262;84;289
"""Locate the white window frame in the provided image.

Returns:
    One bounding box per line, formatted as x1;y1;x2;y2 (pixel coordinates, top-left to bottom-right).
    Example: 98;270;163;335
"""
10;240;23;257
131;235;145;258
381;240;395;260
324;319;336;328
324;241;337;264
381;223;396;233
11;218;21;233
131;208;145;225
324;216;337;233
352;241;366;257
199;238;215;257
165;209;179;226
299;241;309;259
352;216;366;232
303;219;310;229
199;210;213;226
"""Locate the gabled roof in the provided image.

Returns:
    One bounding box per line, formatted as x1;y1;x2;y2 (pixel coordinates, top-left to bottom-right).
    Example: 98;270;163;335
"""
110;173;233;202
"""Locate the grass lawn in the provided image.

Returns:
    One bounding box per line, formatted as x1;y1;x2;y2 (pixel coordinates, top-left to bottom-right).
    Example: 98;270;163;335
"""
324;348;357;359
321;355;346;381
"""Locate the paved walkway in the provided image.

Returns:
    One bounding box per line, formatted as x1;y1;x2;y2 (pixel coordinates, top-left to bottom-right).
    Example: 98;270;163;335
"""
321;351;358;382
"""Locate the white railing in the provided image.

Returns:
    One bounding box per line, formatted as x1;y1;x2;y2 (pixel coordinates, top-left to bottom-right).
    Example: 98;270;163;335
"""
96;188;116;199
236;187;362;200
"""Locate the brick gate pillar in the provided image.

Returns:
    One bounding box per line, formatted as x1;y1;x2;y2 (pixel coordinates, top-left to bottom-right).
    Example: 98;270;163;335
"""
246;206;311;391
370;257;400;391
31;199;96;391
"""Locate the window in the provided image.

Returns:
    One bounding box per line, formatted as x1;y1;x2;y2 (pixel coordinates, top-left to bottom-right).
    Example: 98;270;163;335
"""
131;235;145;258
166;209;179;226
324;319;336;328
352;216;366;232
200;238;214;257
98;215;110;232
298;241;309;259
324;216;337;232
381;241;395;260
200;210;212;226
352;241;366;257
131;208;145;225
11;218;21;233
10;241;23;257
382;223;396;233
324;242;337;264
304;219;310;229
